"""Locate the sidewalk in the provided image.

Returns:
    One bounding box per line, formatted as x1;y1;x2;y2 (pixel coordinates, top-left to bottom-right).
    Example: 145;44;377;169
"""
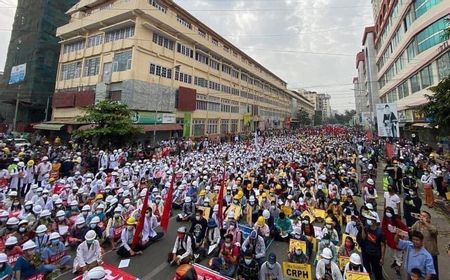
375;163;450;280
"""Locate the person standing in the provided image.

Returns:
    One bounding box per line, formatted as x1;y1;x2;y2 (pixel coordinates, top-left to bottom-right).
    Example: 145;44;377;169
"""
384;185;401;216
357;218;385;280
36;157;51;188
411;211;439;280
395;230;435;280
421;170;434;208
403;189;422;227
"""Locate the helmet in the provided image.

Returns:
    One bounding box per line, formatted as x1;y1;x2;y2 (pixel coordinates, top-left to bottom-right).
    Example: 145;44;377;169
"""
82;205;91;212
321;247;333;259
8;190;17;197
287;195;293;200
114;206;123;213
126;217;136;225
262;209;270;219
96;204;105;210
367;178;374;185
40;209;51;218
261;192;267;198
185;196;192;203
86;266;106;280
75;216;86;225
22;240;37;251
6;217;19;226
204;197;210;203
249;195;255;202
325;217;333;224
257;216;265;226
32;205;42;215
350;253;362;265
249;230;258;239
177;226;187;233
5;236;18;246
36;224;48;234
0;210;8;218
85;230;97;241
0;253;7;263
49;232;61;240
70;200;79;207
90;216;100;224
123;198;131;205
56;210;66;218
152;188;159;193
366;203;374;210
199;190;206;196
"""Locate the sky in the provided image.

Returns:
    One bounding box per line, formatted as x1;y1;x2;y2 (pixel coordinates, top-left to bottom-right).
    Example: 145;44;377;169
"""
0;0;374;113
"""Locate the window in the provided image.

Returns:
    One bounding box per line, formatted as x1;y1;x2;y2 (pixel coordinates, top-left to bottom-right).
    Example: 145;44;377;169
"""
420;65;433;88
149;0;166;13
410;73;421;93
415;0;442;18
193;119;205;136
437;52;450;80
417;17;449;53
177;16;192;29
212;38;219;46
207;102;221;112
175;71;192;84
108;90;122;101
87;34;103;47
198;29;206;38
397;81;409;100
220;120;229;134
176;43;194;58
222;64;231;75
83;56;100;77
152;33;174;50
230;120;238;133
105;26;135;43
113;50;132;72
194;77;208;88
195;52;209;65
149;63;172;79
60;61;82;80
207;119;218;134
63;40;85;54
209;59;220;71
231;69;239;78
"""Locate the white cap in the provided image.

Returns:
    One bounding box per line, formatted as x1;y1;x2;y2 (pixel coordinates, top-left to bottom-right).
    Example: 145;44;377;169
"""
49;232;61;240
6;217;19;225
56;210;66;217
5;236;18;246
366;203;374;210
82;205;91;212
85;230;97;241
0;253;7;263
262;209;270;219
185;196;192;203
36;224;47;234
321;247;333;259
90;216;100;224
40;209;51;218
350;253;362;265
22;240;37;251
76;216;86;225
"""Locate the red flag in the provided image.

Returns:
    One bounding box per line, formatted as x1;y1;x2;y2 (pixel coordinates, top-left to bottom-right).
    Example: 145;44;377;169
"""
161;169;176;232
366;129;373;142
385;142;394;160
216;168;226;228
131;186;149;249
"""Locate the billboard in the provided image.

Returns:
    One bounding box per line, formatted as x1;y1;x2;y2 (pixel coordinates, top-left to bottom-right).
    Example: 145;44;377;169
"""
130;111;176;124
376;103;399;138
9;63;26;85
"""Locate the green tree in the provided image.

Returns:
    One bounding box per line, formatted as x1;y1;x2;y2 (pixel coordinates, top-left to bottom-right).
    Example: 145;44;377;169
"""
74;100;143;146
298;110;311;125
422;75;450;130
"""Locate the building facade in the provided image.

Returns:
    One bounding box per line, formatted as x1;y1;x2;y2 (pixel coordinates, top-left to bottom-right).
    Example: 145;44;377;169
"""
317;93;332;120
0;0;77;131
49;0;301;139
371;0;449;132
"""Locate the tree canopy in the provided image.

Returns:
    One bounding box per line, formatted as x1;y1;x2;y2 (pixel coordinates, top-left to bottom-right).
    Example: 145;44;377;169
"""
422;75;450;130
297;110;312;126
74;100;143;146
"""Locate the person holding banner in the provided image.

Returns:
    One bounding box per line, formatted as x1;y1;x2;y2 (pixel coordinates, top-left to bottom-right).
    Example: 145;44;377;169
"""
342;253;367;280
259;253;283;280
315;248;343;280
117;217;144;258
41;232;72;271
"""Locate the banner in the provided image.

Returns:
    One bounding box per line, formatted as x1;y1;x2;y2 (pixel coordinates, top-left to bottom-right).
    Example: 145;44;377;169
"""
73;263;138;280
9;63;26;85
376;103;399;138
183;112;192;137
193;264;233;280
132;185;150;249
217;168;226;228
161;164;177;232
346;271;370;280
342;234;360;251
282;262;312;280
130;111;176;124
289;239;307;253
338;256;350;271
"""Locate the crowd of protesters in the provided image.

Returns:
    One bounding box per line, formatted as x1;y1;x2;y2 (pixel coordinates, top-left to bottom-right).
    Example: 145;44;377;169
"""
0;127;448;280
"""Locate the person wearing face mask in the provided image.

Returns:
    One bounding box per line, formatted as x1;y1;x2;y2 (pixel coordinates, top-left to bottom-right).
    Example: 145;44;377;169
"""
41;232;72;271
253;216;270;240
88;216;103;243
209;234;239;277
343;253;367;280
381;206;407;275
17;220;33;246
288;245;309;264
244;195;258;226
117;217;144;258
0;252;13;280
34;224;50;257
168;227;193;266
0;210;10;236
338;236;359;260
259;253;283;280
225;220;241;245
54;210;70;241
357;217;385;280
31;188;45;209
317;234;338;263
4;236;23;267
6;217;20;238
315;247;342;280
241;230;266;266
151;194;164;222
403;189;422;227
323;218;339;246
236;250;259;280
68;217;88;248
68;200;80;217
274;212;293;242
142;207;164;245
73;230;102;273
384;185;401;218
200;218;220;258
402;171;417;194
8;197;22;213
177;196;195;222
421;170;434;208
14;240;54;280
105;206;124;250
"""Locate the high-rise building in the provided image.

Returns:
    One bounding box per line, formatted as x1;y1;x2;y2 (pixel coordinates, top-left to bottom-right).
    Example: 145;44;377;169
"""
0;0;77;131
48;0;303;139
317;93;332;120
364;0;449;134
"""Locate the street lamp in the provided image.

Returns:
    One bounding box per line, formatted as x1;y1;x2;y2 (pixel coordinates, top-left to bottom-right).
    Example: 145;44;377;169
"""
153;64;181;144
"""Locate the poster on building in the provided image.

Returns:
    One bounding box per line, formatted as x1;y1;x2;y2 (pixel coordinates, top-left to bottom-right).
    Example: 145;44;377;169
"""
9;63;26;85
130;111;176;124
376;103;399;138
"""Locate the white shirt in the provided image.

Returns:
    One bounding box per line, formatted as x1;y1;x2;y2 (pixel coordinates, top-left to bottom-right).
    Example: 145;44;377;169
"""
143;214;160;240
74;240;102;270
384;192;401;214
315;259;343;280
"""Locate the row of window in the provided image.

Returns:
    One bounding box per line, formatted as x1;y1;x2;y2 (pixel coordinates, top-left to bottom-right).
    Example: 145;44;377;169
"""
191;119;243;136
60;57;101;80
174;71;192;84
152;33;174;50
149;63;173;79
105;26;135;43
149;0;166;13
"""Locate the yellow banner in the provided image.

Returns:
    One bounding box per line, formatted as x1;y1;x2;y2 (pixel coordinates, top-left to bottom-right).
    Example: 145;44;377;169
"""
338;256;350;271
314;209;326;219
346;271;370;280
342;234;360;251
282;262;312;280
289;239;307;253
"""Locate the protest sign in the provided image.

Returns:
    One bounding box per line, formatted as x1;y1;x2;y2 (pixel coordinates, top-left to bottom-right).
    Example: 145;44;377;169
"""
282;262;312;280
338;256;350;271
289;239;307;253
346;271;370;280
193;264;233;280
72;263;138;280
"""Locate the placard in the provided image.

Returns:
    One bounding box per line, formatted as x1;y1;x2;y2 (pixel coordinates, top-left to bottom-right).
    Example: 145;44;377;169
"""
314;209;326;219
193;264;233;280
342;234;360;251
72;263;138;280
338;256;350;271
282;262;312;280
346;271;370;280
289;239;307;253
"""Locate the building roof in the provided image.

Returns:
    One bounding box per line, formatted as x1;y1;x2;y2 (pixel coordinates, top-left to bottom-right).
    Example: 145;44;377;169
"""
362;26;376;45
356;51;365;68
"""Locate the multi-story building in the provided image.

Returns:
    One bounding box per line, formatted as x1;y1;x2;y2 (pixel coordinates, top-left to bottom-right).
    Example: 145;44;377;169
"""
0;0;77;131
372;0;449;134
48;0;300;139
289;90;315;126
317;93;332;120
353;26;379;126
298;90;319;111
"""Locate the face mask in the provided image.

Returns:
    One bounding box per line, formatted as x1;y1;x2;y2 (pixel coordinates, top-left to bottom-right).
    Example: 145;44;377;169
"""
96;210;102;214
77;224;84;229
244;258;252;265
124;204;130;208
18;227;26;233
367;220;373;226
302;220;309;225
13;202;20;206
270;205;276;210
43;195;48;199
127;226;134;231
55;204;62;208
155;199;161;204
323;259;331;265
326;224;332;229
249;202;255;206
386;212;393;218
37;232;45;237
203;203;209;207
233;200;239;205
229;225;235;230
295;250;302;255
332;201;337;205
58;216;65;221
51;239;59;246
86;240;94;245
90;224;97;229
323;240;330;245
195;216;201;221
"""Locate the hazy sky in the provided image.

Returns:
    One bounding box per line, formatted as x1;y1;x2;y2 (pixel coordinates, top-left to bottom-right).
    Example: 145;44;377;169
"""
0;0;374;112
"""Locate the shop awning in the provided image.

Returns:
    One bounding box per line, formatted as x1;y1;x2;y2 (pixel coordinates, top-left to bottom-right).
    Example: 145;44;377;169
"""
142;124;183;132
33;123;64;131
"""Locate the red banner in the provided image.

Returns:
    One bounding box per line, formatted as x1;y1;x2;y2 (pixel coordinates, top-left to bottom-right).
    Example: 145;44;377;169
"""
161;164;177;232
73;263;138;280
217;168;226;228
385;143;394;160
192;264;232;280
132;185;150;249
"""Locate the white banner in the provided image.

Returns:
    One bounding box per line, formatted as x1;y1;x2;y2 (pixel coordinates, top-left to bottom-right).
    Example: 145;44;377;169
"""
376;103;399;137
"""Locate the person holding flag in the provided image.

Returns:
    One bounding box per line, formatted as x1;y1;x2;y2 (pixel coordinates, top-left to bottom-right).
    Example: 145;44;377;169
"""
117;217;144;258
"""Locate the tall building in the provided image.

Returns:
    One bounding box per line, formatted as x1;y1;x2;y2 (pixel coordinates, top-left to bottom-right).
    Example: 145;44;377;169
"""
0;0;77;131
368;0;449;135
317;93;332;120
48;0;303;139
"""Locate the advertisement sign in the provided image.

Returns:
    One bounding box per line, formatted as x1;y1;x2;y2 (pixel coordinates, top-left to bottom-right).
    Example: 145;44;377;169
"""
73;263;138;280
9;63;26;85
183;112;192;137
130;111;176;124
376;103;399;138
193;264;232;280
282;262;312;280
